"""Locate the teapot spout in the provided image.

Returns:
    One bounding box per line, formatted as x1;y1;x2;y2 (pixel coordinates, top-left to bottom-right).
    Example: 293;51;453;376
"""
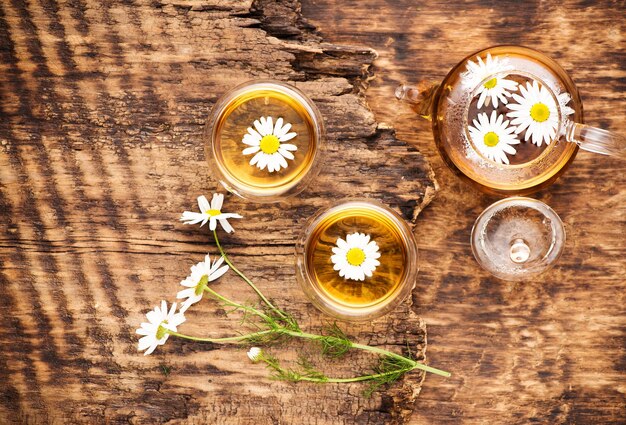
395;81;439;120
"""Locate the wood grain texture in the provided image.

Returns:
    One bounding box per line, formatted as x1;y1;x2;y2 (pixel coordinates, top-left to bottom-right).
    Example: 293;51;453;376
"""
300;0;626;424
0;0;438;424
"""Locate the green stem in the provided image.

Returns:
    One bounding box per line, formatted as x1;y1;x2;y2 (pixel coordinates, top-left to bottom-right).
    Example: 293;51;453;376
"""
166;329;275;343
202;286;273;323
297;368;414;383
282;330;451;378
213;229;287;319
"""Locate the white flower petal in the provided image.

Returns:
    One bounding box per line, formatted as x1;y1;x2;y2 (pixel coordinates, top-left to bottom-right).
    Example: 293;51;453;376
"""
279;132;297;142
243;133;262;146
277;153;288;170
257;154;269;170
209;264;229;281
219;218;234;233
253;119;266;136
210;193;224;211
250;151;263;166
275;121;291;138
276;148;293;160
265;116;274;136
197;195;210;213
177;287;196;300
180;211;206;225
274;117;284;135
243;146;260;155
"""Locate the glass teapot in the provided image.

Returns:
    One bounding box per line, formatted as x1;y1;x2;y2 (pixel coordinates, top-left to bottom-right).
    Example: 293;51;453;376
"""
396;45;625;195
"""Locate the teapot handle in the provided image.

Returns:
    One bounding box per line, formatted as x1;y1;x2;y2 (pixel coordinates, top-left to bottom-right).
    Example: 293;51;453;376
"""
564;121;626;159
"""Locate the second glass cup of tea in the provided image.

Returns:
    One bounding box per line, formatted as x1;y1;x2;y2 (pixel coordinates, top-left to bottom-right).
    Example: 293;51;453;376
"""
204;80;325;202
295;200;419;321
396;45;625;195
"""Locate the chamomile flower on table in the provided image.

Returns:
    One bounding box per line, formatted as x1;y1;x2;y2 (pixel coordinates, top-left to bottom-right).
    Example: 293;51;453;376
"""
331;232;381;282
242;116;298;173
177;254;229;311
468;110;520;165
180;193;242;233
136;301;186;355
461;53;517;108
507;80;561;147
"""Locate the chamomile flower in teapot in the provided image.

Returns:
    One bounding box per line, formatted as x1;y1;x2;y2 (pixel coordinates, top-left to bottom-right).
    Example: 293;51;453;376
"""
396;45;625;195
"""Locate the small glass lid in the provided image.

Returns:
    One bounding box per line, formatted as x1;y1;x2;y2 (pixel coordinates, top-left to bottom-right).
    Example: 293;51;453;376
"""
471;197;566;281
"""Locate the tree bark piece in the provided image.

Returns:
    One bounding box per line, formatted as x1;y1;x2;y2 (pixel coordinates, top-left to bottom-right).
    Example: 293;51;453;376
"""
0;0;437;424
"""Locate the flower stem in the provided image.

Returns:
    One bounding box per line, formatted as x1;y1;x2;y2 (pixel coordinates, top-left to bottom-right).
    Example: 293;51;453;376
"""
213;230;287;319
202;286;273;323
282;330;451;378
297;369;414;383
166;329;275;343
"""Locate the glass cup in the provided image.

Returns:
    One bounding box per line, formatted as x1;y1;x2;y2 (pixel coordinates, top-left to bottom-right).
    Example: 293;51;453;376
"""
204;80;325;202
295;199;419;321
396;45;625;196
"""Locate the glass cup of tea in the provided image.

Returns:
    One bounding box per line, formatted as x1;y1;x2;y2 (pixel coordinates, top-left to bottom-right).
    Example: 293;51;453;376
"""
295;199;419;321
204;80;325;202
396;45;625;196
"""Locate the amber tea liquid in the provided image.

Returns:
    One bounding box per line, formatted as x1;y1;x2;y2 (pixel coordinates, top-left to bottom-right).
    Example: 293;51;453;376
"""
431;46;581;195
211;84;320;197
305;205;409;309
466;74;553;166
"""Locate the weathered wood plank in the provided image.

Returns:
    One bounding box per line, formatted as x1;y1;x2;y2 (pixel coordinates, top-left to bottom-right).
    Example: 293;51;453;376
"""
301;0;626;424
0;0;438;424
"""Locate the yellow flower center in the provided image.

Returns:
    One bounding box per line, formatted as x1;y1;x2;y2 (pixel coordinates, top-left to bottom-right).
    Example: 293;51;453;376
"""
260;134;280;154
530;103;550;122
156;321;169;339
483;78;497;89
346;248;366;266
206;209;221;216
194;275;209;296
483;131;500;147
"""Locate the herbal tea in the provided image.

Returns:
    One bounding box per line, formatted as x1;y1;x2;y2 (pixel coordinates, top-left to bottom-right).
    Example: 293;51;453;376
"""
207;81;323;200
305;205;408;308
465;73;562;166
396;46;583;195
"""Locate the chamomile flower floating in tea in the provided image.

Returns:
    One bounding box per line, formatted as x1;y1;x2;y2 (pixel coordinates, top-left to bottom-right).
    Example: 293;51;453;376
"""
461;53;517;108
243;116;298;173
136;301;186;356
468;111;520;165
507;80;561;147
205;80;324;202
296;200;419;321
331;232;381;281
180;194;242;233
399;45;625;196
177;254;229;311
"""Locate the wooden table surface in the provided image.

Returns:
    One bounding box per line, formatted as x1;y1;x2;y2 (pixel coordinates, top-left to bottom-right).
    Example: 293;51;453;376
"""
301;0;626;423
1;0;624;424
